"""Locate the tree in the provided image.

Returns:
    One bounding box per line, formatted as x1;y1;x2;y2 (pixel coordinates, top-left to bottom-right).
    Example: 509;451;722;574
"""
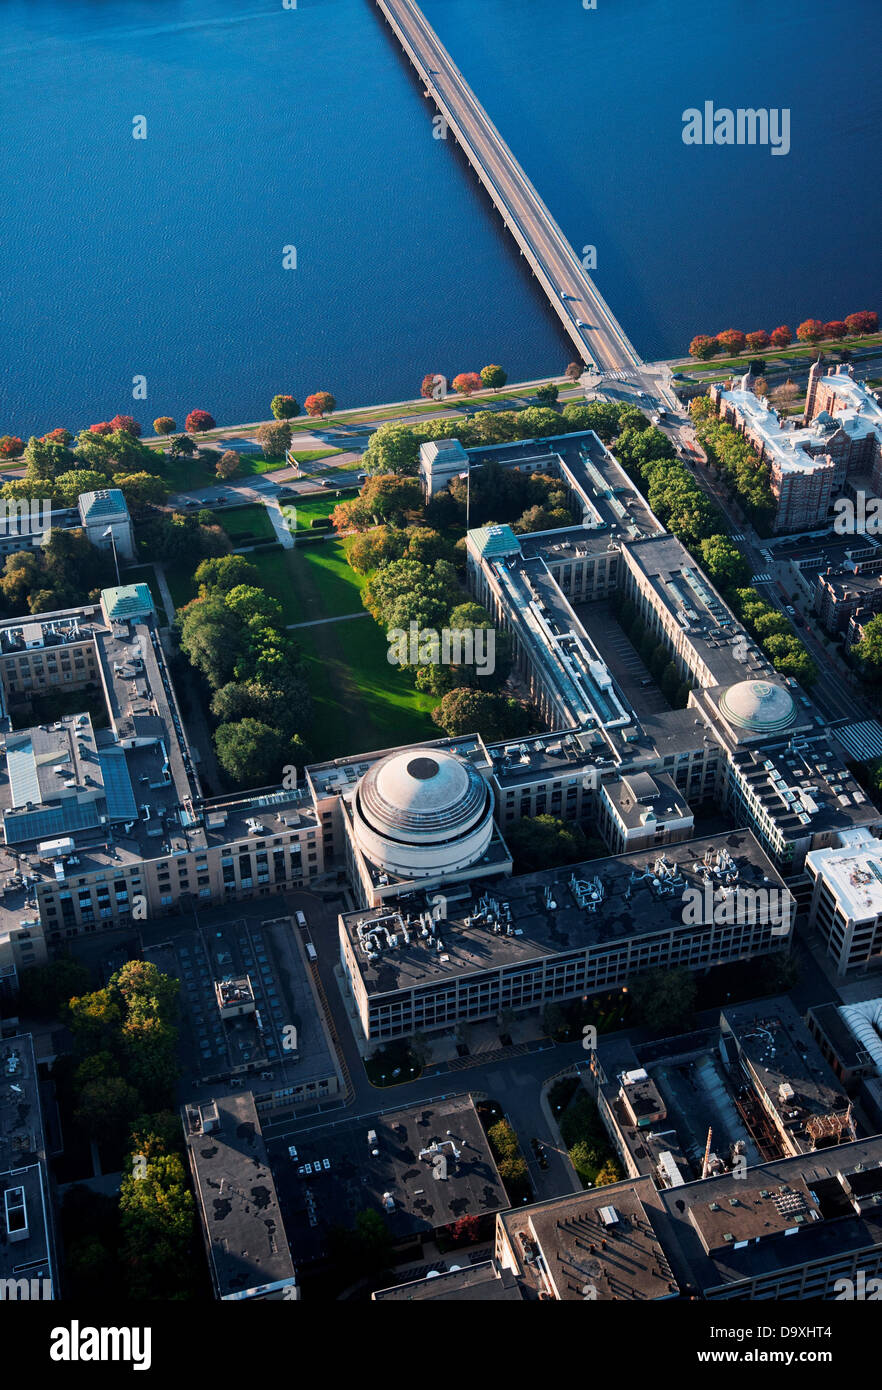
53;469;113;506
152;417;176;435
109;414;141;437
346;526;408;574
215;718;290;785
745;330;771;352
358;474;423;526
256;421;291;460
699;534;751;592
629;966;697;1033
168;433;196;458
215;449;240;479
185;409;215;434
797;318;825;343
856;614;882;671
0;436;25;459
304;391;335;418
505;815;588;874
769;324;792;348
194;554;260;596
452;372;482;397
480;364;507;391
771;379;799;408
716;329;746;356
18;957;90;1015
270;393;299;420
824;321;847;341
113;472;169;507
420;372;446;399
363;422;420;476
119;1145;196;1300
88;421;114;435
845;310;878;336
431;688;527;741
565;361;583;381
688;335;717;361
535;382;559;404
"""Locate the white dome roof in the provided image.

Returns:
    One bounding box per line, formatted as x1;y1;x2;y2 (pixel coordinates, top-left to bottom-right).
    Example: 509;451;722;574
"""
352;748;494;879
719;679;797;733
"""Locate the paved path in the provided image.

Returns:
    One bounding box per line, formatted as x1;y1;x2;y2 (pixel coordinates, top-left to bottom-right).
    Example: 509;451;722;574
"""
286;611;370;631
152;563;177;622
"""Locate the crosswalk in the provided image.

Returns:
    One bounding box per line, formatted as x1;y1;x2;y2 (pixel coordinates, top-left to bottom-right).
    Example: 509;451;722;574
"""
730;532;745;542
750;572;773;584
599;369;636;382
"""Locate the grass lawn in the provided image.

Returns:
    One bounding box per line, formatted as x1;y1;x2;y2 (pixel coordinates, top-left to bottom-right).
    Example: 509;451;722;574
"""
294;615;436;761
219;504;276;543
153;449;285;492
159;537;366;623
287;492;354;531
288;447;343;465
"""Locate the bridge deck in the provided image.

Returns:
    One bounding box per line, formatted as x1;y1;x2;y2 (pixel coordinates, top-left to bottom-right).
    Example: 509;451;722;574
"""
375;0;642;373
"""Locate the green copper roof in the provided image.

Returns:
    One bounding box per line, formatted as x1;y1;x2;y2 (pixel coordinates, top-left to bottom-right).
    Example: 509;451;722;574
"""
469;524;521;561
101;583;155;621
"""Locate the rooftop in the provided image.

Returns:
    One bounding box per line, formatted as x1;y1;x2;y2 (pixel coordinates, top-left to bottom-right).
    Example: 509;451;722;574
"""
341;830;788;998
806;839;882;920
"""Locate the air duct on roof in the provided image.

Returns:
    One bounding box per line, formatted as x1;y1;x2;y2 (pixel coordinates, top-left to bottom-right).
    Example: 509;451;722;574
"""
839;998;882;1072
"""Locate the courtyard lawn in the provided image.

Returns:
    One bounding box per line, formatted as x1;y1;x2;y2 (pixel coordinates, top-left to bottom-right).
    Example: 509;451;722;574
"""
219;503;276;543
287;491;355;531
288;447;343;465
159;538;366;624
294;616;436;762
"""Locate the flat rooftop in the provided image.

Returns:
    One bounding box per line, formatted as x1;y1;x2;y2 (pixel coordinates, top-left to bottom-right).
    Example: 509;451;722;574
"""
373;1259;524;1301
730;734;878;840
499;1178;678;1301
806;840;882;920
657;1135;882;1294
274;1096;507;1262
720;999;853;1152
184;1090;295;1299
0;1033;54;1291
342;830;788;998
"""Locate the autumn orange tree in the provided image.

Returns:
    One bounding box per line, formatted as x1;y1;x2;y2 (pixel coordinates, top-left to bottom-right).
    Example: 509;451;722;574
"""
304;390;336;418
452;371;481;396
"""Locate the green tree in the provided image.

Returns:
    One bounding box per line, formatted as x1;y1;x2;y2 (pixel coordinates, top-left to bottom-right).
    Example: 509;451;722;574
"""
431;688;527;741
363;423;421;476
271;394;299;420
629;966;697;1033
505;815;588;874
480;364;508;391
215;718;291;785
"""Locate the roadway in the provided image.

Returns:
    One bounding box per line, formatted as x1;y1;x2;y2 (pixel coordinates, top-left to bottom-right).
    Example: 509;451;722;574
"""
375;0;642;375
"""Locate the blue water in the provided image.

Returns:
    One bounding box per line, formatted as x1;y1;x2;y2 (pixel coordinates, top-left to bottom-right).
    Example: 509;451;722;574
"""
0;0;878;438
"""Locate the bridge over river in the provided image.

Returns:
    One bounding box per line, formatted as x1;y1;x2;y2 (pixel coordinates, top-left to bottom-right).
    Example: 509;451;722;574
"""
375;0;644;375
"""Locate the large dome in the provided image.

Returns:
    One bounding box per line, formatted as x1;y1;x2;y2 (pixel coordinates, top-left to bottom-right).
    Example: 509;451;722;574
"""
719;679;797;734
352;748;494;879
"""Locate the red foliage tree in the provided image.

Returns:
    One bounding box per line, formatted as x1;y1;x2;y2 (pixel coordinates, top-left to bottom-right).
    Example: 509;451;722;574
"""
109;414;142;437
823;321;847;341
89;421;114;435
448;1214;482;1245
420;373;443;399
688;335;717;361
0;436;25;459
303;392;335;418
769;325;792;348
452;372;482;396
185;409;216;434
845;310;879;336
41;428;72;446
797;319;825;343
745;330;771;352
715;329;747;356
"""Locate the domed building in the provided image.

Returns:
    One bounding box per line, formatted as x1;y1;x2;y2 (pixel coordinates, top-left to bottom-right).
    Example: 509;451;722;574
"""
351;747;495;881
718;679;798;736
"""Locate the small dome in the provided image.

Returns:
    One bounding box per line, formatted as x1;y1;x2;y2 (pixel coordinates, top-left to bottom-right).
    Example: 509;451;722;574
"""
719;679;797;733
352;748;494;879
